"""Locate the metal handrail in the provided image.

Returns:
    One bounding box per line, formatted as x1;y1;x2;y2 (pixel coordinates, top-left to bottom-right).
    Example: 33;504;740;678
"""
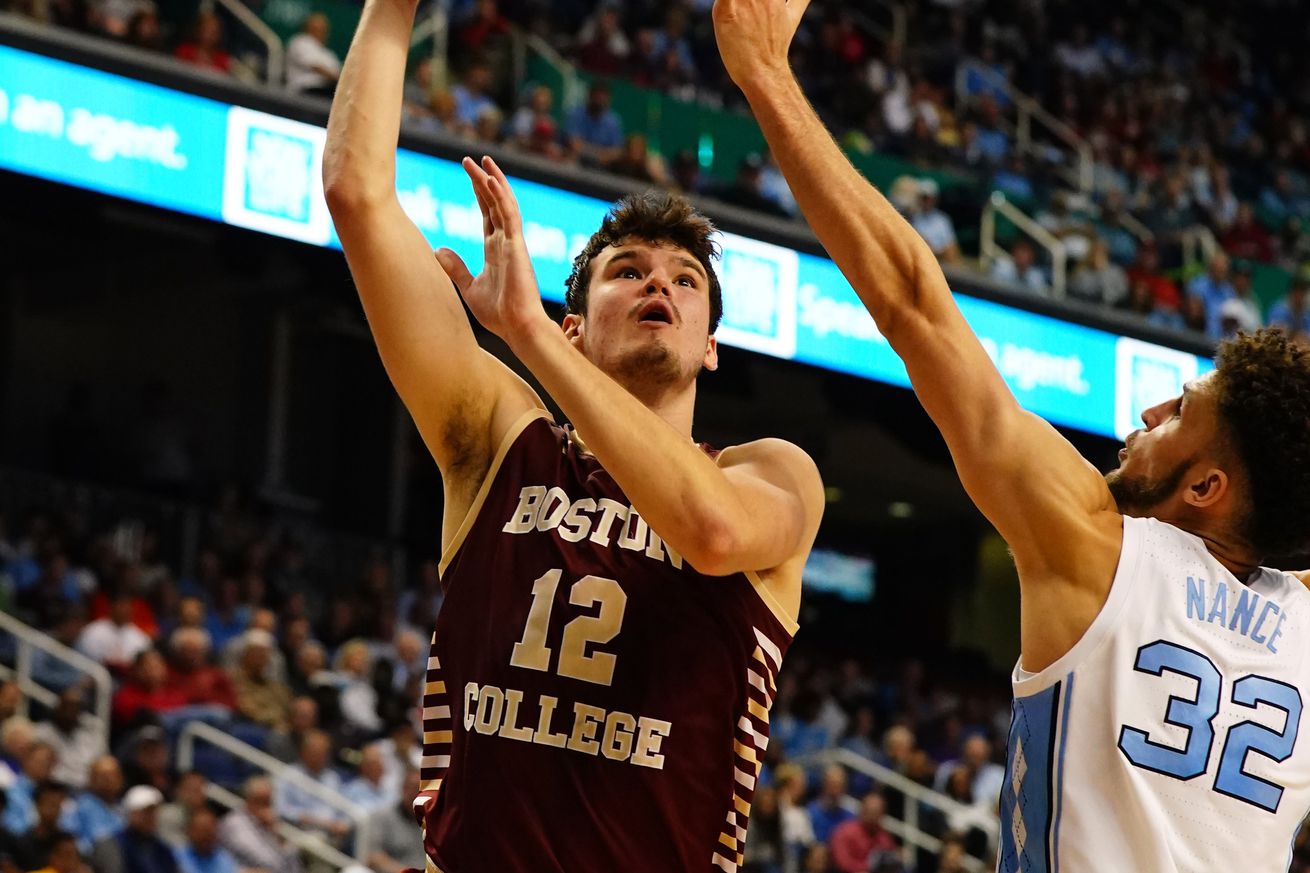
809;747;996;873
1181;225;1220;271
204;782;361;872
850;2;907;47
980;191;1070;298
176;721;374;862
520;32;583;111
205;0;284;87
0;610;112;735
410;1;449;72
955;60;1094;193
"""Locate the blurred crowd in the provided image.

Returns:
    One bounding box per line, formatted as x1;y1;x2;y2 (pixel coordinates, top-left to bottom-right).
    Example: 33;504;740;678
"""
0;483;1026;873
10;0;1310;340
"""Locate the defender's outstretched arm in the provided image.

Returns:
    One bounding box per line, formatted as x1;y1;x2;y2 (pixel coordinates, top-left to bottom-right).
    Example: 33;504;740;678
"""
714;0;1122;667
323;0;540;525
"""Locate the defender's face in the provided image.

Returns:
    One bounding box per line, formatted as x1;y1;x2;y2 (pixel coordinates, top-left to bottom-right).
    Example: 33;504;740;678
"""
1109;371;1222;513
565;240;718;387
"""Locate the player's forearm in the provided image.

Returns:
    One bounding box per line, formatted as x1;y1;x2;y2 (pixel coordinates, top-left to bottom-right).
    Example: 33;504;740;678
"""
508;320;754;573
322;0;417;205
737;69;951;334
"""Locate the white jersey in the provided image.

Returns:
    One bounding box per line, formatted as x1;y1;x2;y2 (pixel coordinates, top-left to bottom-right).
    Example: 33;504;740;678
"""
999;515;1310;873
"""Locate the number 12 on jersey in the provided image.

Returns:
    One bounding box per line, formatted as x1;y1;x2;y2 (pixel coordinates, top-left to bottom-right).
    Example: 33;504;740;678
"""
510;569;628;686
1118;640;1303;812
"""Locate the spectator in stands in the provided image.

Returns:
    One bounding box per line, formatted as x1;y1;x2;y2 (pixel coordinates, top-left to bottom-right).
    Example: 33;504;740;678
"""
173;807;238;873
506;86;559;153
1218;262;1264;339
451;61;497;130
0;718;34;791
366;768;424;873
573;1;629;76
828;792;898;873
1126;244;1182;312
286;12;340;97
10;781;70;871
935;735;1003;810
32;688;104;791
120;727;171;795
566;80;624;168
807;765;857;845
231;630;290;732
157;772;207;848
1223;203;1276;264
773;763;815;867
342;745;392;813
167;628;236;712
113;650;186;729
668;150;704;198
3;743;59;834
374;721;418;799
76;591;151;672
30;606;88;692
334;640;382;736
472;105;505;144
91;785;176;873
1259;170;1302;231
221;609;285;684
1268;273;1310;341
123;7;164;52
273;730;348;841
26;829;84;873
1069;238;1129;307
710;154;792;219
1187;251;1237;339
173;11;231;75
758;151;798;218
66;756;123;854
454;0;510;63
218;776;301;873
801;842;839;873
909;180;962;265
937;836;968;873
609;134;669;186
0;683;18;727
288;642;328;699
989;239;1047;293
267;697;319;765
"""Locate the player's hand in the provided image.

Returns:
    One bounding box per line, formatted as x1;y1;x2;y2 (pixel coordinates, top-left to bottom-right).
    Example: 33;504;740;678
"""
712;0;812;89
436;156;550;344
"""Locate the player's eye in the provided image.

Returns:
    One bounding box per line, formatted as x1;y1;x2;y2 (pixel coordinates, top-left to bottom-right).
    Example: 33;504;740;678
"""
676;276;695;287
618;268;640;280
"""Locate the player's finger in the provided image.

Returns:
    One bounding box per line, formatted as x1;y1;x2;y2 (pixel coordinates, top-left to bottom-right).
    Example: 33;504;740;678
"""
435;248;475;294
481;157;524;225
484;177;516;241
462;157;496;234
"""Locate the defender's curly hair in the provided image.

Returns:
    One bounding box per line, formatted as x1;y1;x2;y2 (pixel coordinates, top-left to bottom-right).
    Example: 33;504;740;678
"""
1215;329;1310;558
564;191;723;333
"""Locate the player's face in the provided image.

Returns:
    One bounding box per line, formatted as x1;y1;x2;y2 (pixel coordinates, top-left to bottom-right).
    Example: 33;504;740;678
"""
1107;371;1222;514
563;240;718;394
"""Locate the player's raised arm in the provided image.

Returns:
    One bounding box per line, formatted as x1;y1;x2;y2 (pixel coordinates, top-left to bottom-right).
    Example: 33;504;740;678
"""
322;0;540;501
713;0;1121;661
441;158;824;587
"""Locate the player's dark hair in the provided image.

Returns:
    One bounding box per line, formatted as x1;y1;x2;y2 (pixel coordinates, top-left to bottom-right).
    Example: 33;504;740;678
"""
565;190;723;333
1214;329;1310;558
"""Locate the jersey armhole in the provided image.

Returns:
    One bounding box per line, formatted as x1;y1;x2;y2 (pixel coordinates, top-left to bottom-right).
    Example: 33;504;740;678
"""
438;408;553;577
743;570;800;638
1012;515;1144;697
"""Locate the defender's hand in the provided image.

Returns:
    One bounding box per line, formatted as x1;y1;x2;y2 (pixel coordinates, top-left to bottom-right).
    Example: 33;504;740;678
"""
712;0;812;89
436;156;550;344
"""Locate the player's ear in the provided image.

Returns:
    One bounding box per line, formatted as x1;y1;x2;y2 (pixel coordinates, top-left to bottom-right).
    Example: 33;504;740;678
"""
703;335;719;372
562;313;585;347
1184;467;1229;510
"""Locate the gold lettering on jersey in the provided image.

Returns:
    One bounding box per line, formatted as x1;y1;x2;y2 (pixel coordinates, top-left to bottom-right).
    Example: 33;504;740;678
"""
464;681;671;770
504;487;684;570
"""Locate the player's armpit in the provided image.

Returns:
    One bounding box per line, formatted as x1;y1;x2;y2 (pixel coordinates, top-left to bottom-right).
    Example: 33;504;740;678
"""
702;438;825;579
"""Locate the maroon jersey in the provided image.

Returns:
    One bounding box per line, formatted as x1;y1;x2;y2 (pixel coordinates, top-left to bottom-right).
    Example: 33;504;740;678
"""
417;409;797;873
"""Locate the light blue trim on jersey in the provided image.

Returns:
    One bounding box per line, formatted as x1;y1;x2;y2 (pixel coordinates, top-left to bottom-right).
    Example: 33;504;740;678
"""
1052;672;1075;873
999;674;1075;873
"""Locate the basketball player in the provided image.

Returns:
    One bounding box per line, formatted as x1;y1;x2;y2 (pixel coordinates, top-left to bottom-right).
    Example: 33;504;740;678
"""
714;0;1310;870
321;0;825;870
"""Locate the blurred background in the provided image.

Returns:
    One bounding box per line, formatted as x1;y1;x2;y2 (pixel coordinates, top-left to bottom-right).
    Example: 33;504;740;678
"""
1;0;1308;871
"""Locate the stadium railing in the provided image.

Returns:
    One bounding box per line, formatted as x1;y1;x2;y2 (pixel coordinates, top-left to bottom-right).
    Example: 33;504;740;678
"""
980;191;1072;298
176;720;375;865
0;611;113;739
807;747;999;873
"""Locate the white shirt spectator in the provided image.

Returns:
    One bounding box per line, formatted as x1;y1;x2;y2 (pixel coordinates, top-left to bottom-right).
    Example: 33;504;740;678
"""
287;32;341;93
991;255;1048;293
1220;297;1263;336
32;715;106;790
76;619;151;668
912;208;958;256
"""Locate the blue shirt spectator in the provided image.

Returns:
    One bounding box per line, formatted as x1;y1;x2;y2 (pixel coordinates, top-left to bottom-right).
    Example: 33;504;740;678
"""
274;731;348;833
341;746;393;813
567;82;624;165
175;845;239;873
451;63;496;128
1268;282;1310;335
1187;256;1237;339
68;790;125;854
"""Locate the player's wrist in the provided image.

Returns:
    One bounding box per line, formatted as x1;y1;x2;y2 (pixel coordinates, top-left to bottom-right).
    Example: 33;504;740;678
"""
503;309;560;357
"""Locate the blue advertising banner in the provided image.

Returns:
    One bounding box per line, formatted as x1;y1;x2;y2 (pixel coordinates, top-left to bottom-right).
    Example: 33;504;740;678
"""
0;43;1212;440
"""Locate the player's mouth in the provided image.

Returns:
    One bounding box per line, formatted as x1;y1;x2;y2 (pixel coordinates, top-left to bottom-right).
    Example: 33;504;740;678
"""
635;299;676;328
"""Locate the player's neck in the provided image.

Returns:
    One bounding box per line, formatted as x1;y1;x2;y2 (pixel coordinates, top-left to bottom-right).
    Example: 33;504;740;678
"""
1162;512;1262;581
614;374;698;440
